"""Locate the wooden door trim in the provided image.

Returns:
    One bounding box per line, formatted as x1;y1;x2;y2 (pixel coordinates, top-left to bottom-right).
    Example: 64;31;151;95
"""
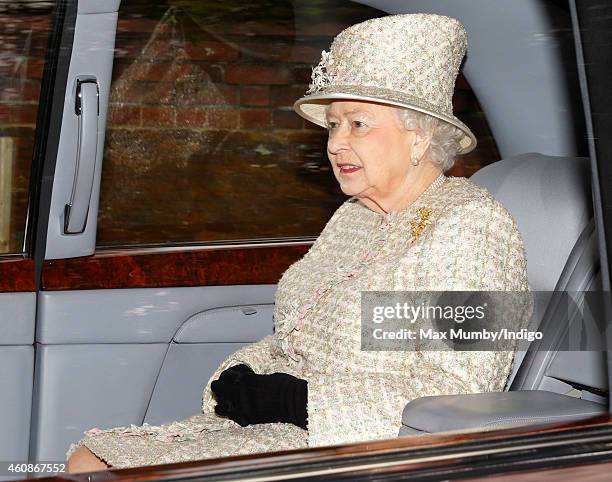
0;256;36;292
41;243;312;290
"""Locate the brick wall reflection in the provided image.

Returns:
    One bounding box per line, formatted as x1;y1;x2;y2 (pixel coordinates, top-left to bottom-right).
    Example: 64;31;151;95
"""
97;2;500;247
0;2;501;252
0;7;50;254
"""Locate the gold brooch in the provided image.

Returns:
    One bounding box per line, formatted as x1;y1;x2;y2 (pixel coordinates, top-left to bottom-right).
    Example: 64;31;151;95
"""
410;207;433;240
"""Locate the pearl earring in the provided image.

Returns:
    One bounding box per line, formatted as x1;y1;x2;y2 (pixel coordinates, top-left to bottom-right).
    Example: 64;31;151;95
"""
411;154;419;166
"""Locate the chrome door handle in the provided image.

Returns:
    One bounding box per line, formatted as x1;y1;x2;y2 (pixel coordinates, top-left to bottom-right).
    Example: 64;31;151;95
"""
64;76;99;235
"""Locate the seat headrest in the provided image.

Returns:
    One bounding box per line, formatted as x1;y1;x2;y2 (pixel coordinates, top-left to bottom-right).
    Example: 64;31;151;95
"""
470;153;592;292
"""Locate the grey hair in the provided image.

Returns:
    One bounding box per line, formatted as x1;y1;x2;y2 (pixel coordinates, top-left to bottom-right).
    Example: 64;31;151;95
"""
393;107;464;172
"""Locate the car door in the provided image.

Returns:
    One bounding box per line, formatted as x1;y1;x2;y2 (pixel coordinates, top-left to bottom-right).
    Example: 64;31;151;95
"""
25;0;303;462
23;0;344;462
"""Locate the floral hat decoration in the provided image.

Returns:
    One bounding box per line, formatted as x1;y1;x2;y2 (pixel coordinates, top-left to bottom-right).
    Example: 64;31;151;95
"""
293;13;477;154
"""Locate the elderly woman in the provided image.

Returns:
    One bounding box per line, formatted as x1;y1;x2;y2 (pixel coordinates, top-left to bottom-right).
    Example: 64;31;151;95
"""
67;13;530;472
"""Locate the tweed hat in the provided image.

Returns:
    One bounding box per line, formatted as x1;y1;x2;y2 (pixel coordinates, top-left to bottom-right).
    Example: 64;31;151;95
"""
293;13;477;154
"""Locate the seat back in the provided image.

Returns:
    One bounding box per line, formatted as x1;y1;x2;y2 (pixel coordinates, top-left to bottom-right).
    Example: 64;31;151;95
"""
470;153;607;402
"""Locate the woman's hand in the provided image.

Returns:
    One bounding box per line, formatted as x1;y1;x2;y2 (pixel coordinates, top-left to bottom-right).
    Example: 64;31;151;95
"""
210;364;254;427
211;364;308;429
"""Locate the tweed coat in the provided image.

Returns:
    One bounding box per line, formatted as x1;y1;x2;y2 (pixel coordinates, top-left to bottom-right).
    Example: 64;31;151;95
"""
66;176;531;469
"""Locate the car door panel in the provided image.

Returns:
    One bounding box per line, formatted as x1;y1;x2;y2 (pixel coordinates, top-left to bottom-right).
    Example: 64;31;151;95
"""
37;285;276;343
143;342;249;426
0;288;36;463
144;303;275;425
0;347;34;463
0;292;36;343
30;343;166;461
31;229;306;461
32;284;275;460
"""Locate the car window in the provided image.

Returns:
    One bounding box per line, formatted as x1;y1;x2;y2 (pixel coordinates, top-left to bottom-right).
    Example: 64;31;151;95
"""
95;0;500;248
0;1;54;254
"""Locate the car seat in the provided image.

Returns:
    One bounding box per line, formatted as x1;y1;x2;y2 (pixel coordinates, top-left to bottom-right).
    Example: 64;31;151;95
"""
399;153;608;435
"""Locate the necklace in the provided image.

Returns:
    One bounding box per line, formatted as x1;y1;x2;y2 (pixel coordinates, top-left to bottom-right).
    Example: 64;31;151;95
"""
381;173;447;225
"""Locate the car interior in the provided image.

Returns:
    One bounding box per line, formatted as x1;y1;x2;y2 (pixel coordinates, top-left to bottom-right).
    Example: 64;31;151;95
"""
1;0;609;472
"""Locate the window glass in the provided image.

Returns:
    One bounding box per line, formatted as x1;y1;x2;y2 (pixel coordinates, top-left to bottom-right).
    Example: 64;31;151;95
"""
97;0;500;248
0;1;54;254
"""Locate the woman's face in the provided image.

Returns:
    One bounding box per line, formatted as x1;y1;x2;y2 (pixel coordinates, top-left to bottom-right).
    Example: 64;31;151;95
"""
325;100;417;203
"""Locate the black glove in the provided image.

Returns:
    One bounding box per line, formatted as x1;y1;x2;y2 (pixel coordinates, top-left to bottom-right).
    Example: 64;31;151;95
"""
211;364;308;429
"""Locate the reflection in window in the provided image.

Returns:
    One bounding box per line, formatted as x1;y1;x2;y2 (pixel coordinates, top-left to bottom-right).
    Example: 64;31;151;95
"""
0;1;53;254
97;0;500;247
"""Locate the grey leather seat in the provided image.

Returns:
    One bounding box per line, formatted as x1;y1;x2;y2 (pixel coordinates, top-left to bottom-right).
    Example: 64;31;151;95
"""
399;153;608;436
